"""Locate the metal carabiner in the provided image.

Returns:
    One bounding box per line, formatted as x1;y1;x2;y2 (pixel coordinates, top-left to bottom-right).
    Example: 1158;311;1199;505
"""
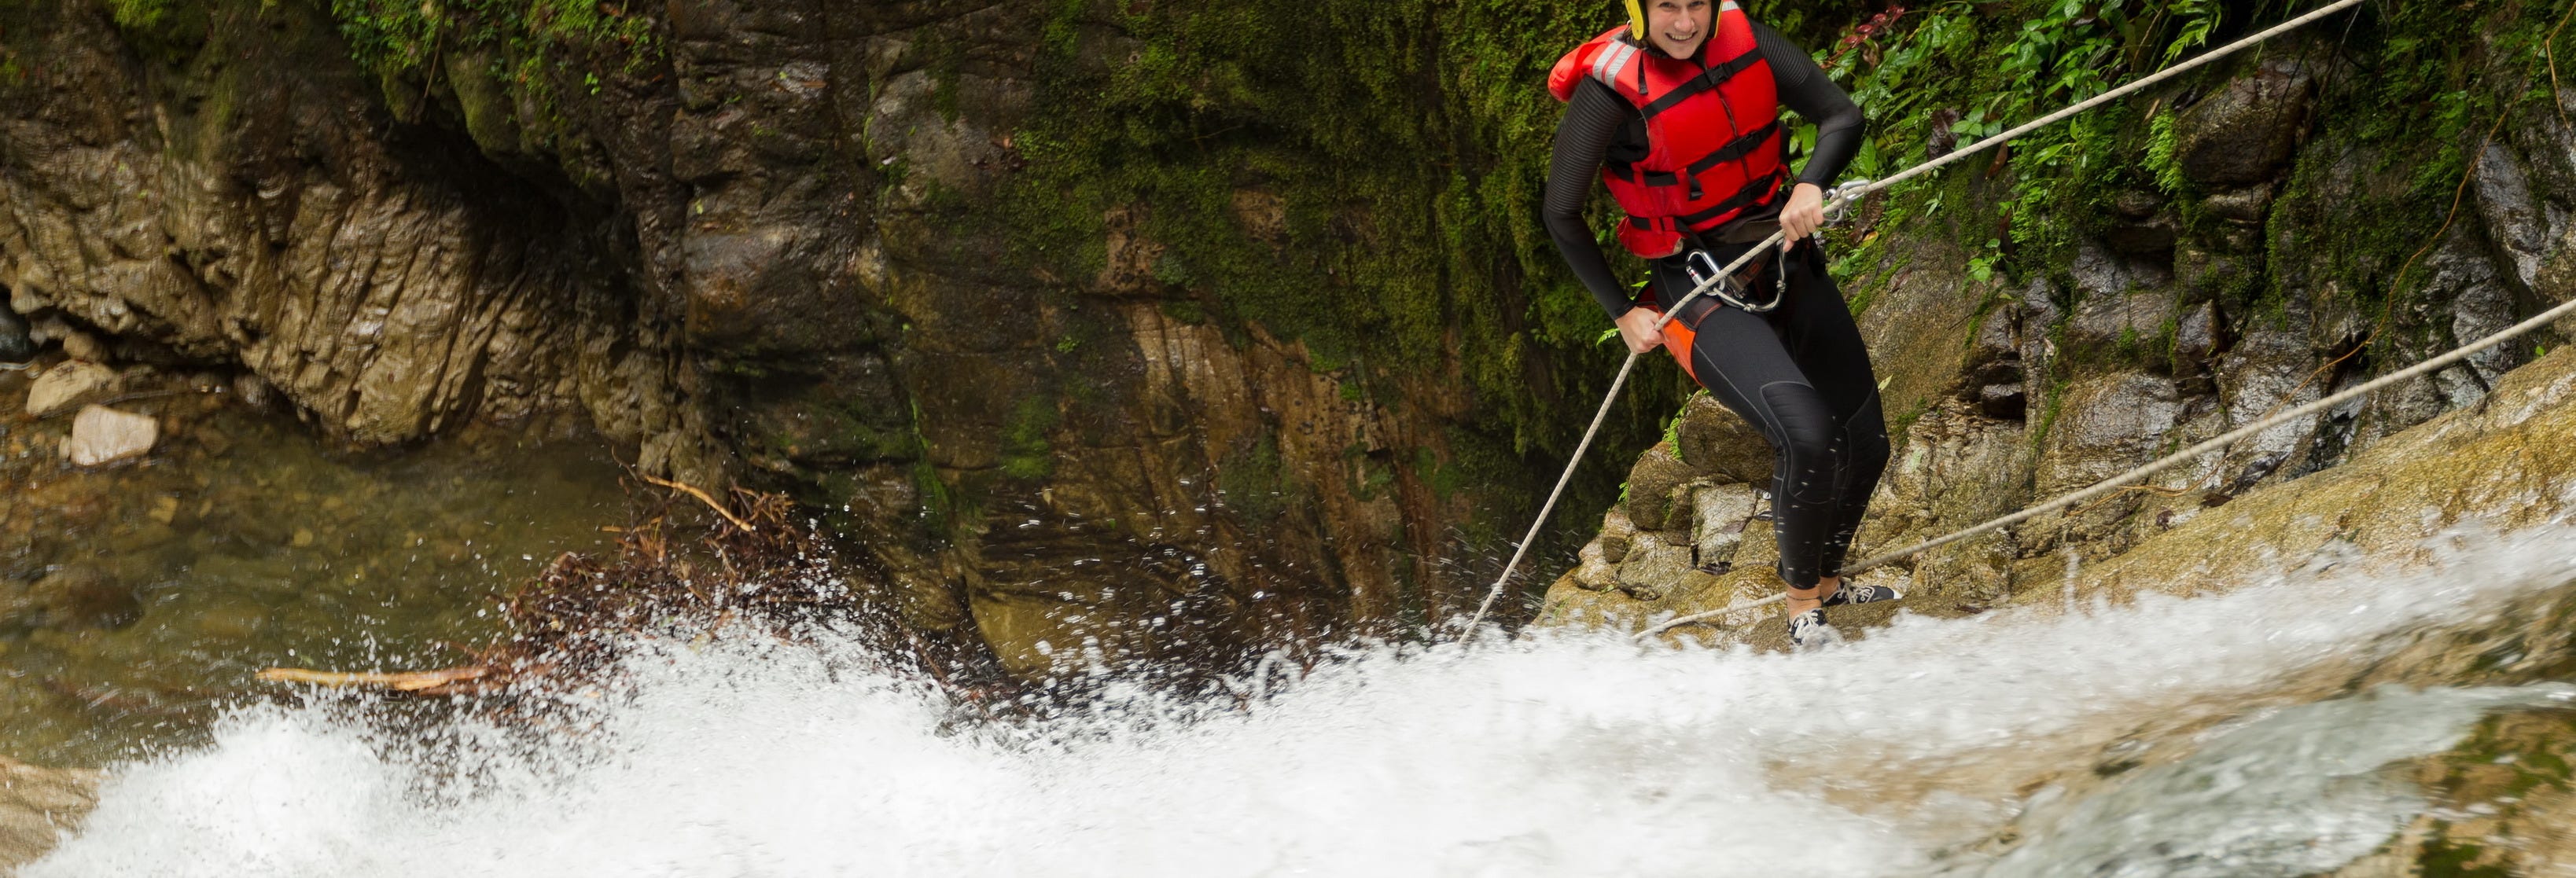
1822;178;1872;226
1683;247;1783;314
1683;248;1726;292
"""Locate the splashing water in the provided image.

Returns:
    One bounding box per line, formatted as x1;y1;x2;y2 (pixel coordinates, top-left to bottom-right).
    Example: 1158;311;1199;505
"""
25;529;2576;877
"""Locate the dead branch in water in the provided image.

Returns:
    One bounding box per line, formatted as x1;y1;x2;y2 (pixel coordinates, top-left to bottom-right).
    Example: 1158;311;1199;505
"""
638;474;756;532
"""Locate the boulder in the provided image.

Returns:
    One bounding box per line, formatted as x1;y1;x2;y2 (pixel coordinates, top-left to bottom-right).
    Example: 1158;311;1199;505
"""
1674;393;1773;484
2171;56;2315;186
2103;215;2178;256
0;567;142;634
1599;506;1639;563
2173;301;2227;367
62;405;156;466
25;361;114;417
1691;483;1760;570
57;328;105;363
2200;186;2274;225
1614;530;1695;601
1569;538;1619;590
1621;442;1700;531
2474;141;2552;296
2038;372;2185;495
0;757;99;869
1978;382;2029;420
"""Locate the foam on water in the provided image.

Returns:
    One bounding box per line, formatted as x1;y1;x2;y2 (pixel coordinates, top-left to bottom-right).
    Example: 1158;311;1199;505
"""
28;529;2576;877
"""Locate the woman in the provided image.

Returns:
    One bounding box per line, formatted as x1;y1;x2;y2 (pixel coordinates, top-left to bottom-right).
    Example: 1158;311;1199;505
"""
1544;0;1896;648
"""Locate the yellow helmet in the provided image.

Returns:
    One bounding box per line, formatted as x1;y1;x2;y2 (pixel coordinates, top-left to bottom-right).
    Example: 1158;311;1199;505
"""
1624;0;1646;39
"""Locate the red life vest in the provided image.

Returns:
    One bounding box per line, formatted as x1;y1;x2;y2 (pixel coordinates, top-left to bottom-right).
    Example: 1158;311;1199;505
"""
1548;2;1787;260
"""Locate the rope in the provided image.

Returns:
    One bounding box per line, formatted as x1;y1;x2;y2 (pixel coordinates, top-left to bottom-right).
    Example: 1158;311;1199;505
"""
1460;0;2370;637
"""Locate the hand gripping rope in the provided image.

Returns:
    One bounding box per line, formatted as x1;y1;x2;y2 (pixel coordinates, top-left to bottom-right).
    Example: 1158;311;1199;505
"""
1462;0;2419;640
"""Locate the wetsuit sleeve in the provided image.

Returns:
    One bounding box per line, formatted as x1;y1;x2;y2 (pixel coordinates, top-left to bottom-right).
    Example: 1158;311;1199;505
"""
1753;21;1864;189
1544;78;1641;320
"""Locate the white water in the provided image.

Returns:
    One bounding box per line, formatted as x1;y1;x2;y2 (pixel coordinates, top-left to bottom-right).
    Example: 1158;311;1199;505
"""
27;530;2576;877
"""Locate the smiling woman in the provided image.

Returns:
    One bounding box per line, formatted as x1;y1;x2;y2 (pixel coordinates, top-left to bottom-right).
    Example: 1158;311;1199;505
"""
1544;0;1890;648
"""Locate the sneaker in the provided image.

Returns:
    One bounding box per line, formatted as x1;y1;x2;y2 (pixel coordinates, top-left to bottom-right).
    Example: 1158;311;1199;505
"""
1787;608;1842;650
1820;582;1905;608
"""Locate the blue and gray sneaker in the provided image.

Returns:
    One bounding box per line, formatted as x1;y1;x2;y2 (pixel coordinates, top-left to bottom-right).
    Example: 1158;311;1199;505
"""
1787;608;1842;650
1820;581;1905;608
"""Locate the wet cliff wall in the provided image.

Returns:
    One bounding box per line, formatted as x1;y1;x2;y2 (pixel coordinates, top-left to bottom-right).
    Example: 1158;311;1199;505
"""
0;0;1741;677
1547;0;2576;642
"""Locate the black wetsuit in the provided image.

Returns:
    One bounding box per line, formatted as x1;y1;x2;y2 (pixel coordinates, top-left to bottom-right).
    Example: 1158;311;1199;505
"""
1545;23;1889;589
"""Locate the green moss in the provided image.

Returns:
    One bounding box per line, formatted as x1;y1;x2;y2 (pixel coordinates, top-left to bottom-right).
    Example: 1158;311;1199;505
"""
2416;830;2511;878
999;396;1062;480
104;0;171;28
1218;431;1292;523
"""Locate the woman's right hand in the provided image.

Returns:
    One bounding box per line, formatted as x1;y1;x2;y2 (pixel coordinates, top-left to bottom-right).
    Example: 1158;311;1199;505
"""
1614;307;1665;355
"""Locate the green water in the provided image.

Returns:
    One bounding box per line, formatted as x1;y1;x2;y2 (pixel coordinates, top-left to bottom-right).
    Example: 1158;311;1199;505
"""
0;369;626;766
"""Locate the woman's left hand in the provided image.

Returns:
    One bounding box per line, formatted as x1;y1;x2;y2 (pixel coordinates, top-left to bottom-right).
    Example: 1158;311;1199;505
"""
1779;182;1827;248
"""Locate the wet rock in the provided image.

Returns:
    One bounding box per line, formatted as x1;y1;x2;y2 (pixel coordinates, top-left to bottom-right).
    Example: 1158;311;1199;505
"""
2068;239;2140;301
2200;186;2274;225
0;308;30;364
2474;141;2552;296
2080;345;2576;603
2172;302;2227;396
25;361;114;417
1621;442;1700;531
1614;530;1695;601
2176;244;2258;301
1673;392;1773;485
2171;56;2314;186
2214;329;2325;481
2019;277;2064;330
2413;230;2523;386
2108;189;2166;219
57;328;105;363
2039;372;2184;494
0;757;98;869
0;567;142;633
1910;533;2018;614
1691;483;1760;570
1965;305;2021;377
2173;302;2226;366
1569;538;1619;590
61;405;156;466
1978;382;2028;420
2067;287;2178;360
1599;507;1639;564
2103;212;2179;257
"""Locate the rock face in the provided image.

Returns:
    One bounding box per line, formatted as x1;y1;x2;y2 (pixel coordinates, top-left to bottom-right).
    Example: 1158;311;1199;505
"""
0;0;1650;678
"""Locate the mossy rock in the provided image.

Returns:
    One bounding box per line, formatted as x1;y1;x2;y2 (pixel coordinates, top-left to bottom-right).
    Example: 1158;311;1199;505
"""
1674;392;1773;485
1621;441;1699;532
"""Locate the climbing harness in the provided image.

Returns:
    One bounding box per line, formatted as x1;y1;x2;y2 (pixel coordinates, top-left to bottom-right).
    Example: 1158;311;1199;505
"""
1463;0;2379;638
1683;245;1787;313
